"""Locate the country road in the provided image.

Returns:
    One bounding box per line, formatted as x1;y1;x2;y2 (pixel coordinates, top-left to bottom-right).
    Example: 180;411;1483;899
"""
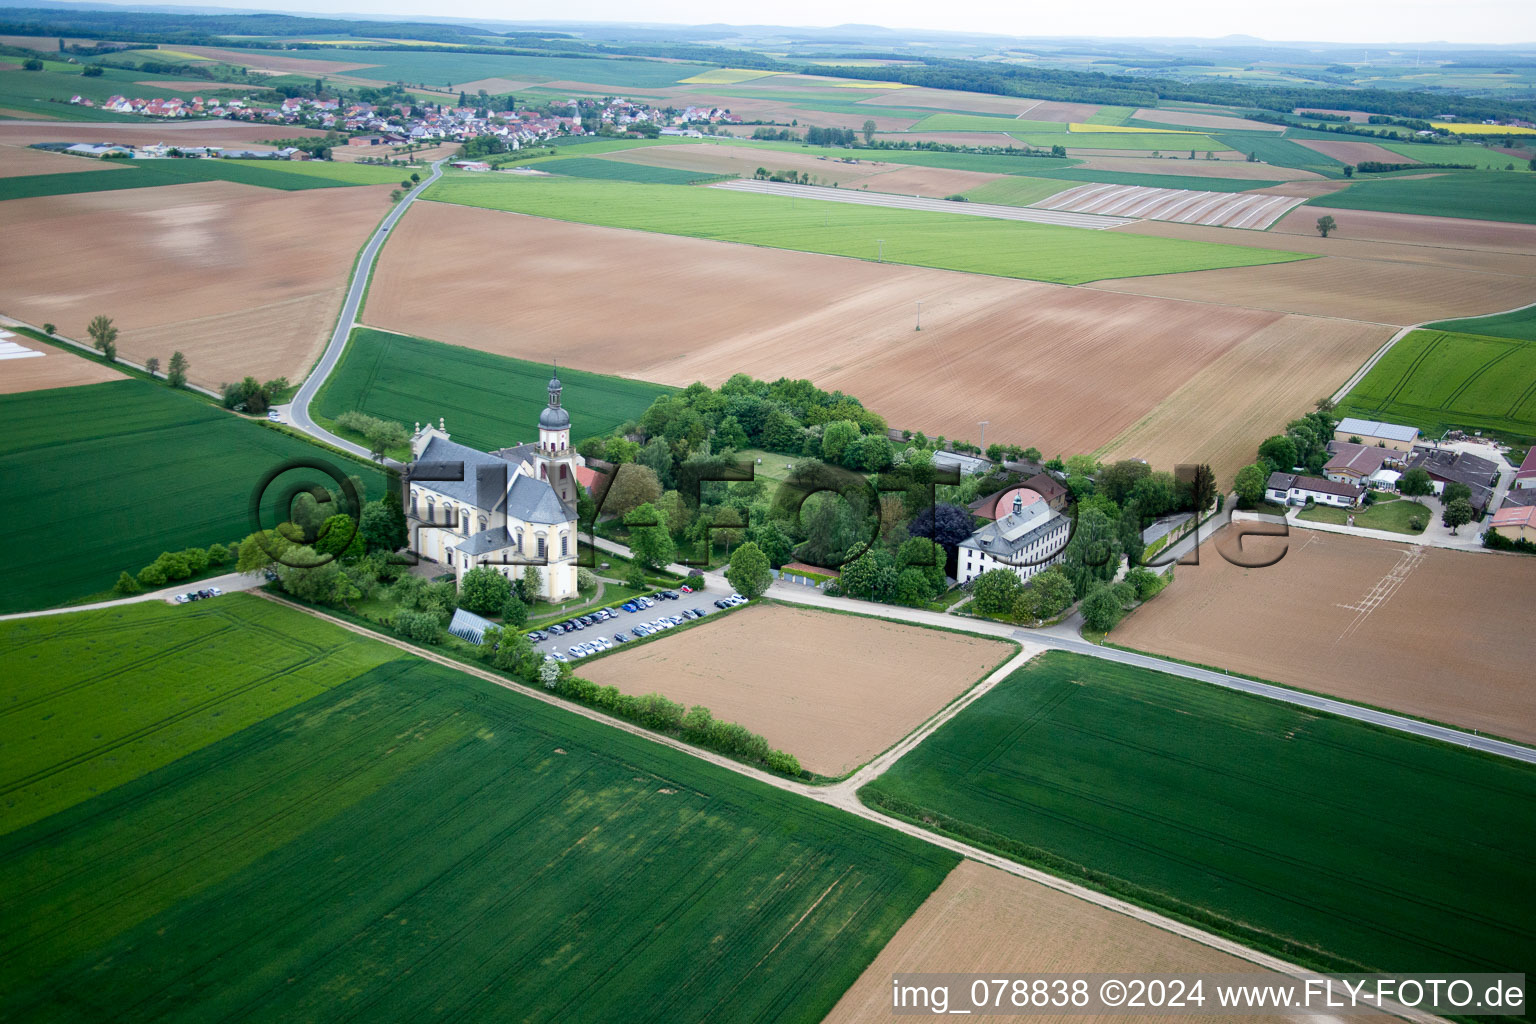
282;157;446;466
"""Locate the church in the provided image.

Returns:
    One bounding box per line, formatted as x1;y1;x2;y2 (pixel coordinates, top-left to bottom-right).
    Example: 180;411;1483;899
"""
405;370;584;601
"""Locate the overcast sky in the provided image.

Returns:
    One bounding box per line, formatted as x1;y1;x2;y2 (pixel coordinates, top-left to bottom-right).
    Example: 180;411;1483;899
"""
109;0;1534;45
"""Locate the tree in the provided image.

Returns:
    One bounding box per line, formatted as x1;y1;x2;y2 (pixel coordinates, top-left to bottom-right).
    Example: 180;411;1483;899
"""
625;564;648;590
136;562;167;589
820;419;861;466
626;502;674;570
520;565;543;603
167;350;188;388
113;571;143;596
22;58;43;71
1014;567;1074;622
1258;435;1298;473
42;323;55;335
1442;497;1474;534
907;501;975;551
896;567;933;606
1080;581;1131;632
395;609;442;644
725;541;772;599
1061;505;1121;599
1098;459;1152;506
460;565;512;614
970;568;1023;616
206;542;229;566
501;591;528;627
862;118;877;145
539;658;562;691
145;356;160;378
1316;214;1337;238
359;498;408;554
1442;481;1472;505
87;314;117;362
313;513;364;562
896;535;946;594
363;418;408;461
747;519;793;567
1400;467;1434;497
1342;164;1354;178
1234;463;1268;507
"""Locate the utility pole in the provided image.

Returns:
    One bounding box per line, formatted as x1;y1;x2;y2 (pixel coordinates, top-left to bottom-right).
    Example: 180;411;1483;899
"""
915;300;923;331
978;420;989;449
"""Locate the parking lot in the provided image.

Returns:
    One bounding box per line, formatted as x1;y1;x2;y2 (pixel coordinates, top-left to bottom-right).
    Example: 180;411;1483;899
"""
527;583;747;664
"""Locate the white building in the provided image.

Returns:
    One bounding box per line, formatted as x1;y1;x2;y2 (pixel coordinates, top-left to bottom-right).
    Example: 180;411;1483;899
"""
1265;471;1362;507
958;492;1069;585
405;371;583;601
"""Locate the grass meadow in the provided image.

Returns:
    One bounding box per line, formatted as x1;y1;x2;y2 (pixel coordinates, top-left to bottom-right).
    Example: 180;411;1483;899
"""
542;155;723;184
316;327;672;453
306;47;705;87
1308;170;1536;224
0;157;403;202
0;596;956;1023
0;379;386;613
860;652;1536;976
424;173;1314;285
1336;328;1536;439
1377;140;1533;171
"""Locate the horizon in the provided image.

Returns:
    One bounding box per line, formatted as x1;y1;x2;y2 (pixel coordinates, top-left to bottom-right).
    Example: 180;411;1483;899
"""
12;0;1536;48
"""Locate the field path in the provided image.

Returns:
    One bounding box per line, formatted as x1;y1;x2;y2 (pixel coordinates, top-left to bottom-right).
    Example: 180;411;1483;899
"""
285;157;447;464
255;588;1450;1024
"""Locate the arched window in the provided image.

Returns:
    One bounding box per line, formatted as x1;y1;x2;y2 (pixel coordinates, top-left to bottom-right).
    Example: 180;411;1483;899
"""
560;533;568;557
425;496;435;523
461;509;470;535
537;535;546;559
516;529;523;553
442;502;454;527
410;489;420;518
479;515;487;532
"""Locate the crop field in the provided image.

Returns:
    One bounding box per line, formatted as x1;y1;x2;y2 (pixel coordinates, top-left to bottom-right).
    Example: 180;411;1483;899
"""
316;327;672;453
1116;529;1536;743
0;142;124;177
1375;140;1527;170
1017;131;1229;153
1037;183;1306;229
601;142;1008;195
369;202;1371;484
0;379;385;613
0;156;404;202
1130;107;1284;133
677;67;780;84
826;861;1278;1024
1295;138;1416;166
959;175;1072;207
911;112;1065;133
0;121;331;149
0;179;389;386
1336;327;1536;437
0;332;124;393
581;603;1016;777
295;47;707;87
1430;304;1536;341
0;598;399;833
1216;134;1343;174
423;174;1312;285
1267;204;1536;251
1432;121;1536;135
861;651;1536;975
1309;171;1536;224
540;155;721;184
1029;165;1289;191
0;605;956;1024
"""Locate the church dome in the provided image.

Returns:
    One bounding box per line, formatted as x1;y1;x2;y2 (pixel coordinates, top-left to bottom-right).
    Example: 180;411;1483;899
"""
539;404;570;430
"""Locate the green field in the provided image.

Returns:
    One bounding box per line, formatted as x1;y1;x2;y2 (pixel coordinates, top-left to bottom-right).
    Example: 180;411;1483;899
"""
316;327;673;453
1220;133;1344;174
1084;105;1136;125
959;175;1074;206
423;174;1314;285
0;597;956;1023
0;598;398;833
1336;328;1536;439
1308;170;1536;223
543;155;721;184
0;379;386;613
1430;305;1536;342
1016;131;1229;153
1377;140;1532;171
1024;167;1284;192
289;47;705;87
860;652;1536;975
912;111;1064;133
0;157;403;202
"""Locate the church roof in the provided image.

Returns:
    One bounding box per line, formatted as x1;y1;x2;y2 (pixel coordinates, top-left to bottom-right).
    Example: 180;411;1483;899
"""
413;435;573;524
508;470;571;525
960;501;1065;557
413;435;506;508
539;404;570;430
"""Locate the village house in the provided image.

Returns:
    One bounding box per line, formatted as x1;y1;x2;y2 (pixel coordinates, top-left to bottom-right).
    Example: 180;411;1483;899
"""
1489;505;1536;544
1324;441;1406;490
1405;446;1499;515
1266;471;1362;507
1514;448;1536;491
405;371;584;600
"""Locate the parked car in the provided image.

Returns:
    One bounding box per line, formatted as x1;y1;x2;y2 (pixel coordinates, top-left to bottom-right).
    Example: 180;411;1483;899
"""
621;601;637;613
614;632;630;643
679;585;693;593
528;630;546;642
547;651;568;663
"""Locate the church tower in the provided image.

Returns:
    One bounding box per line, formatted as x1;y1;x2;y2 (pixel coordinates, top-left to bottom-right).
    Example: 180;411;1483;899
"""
533;366;580;507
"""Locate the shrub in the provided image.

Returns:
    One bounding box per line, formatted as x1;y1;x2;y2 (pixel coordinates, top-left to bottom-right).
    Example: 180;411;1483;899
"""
182;547;209;574
634;692;686;731
539;658;562;690
394;609;442;644
156;551;191;581
576;567;597;591
625;565;648;590
136;563;167;588
206;543;229;566
112;571;143;596
501;591;528;627
765;749;801;775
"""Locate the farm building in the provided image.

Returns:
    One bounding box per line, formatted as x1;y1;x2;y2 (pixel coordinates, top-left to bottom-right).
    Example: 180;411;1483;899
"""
933;449;990;476
958;492;1069;585
1324;441;1406;488
1514;449;1536;491
1405;447;1500;515
1489;505;1536;544
1334;418;1420;453
1266;472;1362;507
405;371;583;600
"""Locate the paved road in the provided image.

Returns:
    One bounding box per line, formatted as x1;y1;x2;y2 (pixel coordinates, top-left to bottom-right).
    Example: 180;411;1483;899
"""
0;570;265;622
711;178;1135;230
282;158;447;466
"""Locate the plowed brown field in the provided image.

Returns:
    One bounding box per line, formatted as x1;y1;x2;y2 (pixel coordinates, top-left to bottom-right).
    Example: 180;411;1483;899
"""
0;142;123;177
1089;255;1536;323
0;333;124;393
0;121;329;148
367;202;1319;464
176;44;374;75
1269;205;1536;251
1132;108;1284;133
1115;528;1536;745
1296;139;1415;165
1096;316;1392;479
579;603;1013;776
854;88;1037;115
825;860;1341;1024
0;180;391;387
602;143;1003;194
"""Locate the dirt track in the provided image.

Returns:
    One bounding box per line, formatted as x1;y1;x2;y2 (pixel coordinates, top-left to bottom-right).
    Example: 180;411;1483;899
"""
1114;528;1536;745
0;180;392;387
579;603;1012;776
367;201;1322;465
824;860;1335;1024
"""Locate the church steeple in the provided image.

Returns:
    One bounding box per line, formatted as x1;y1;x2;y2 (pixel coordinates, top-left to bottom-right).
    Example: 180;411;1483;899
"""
533;361;578;506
